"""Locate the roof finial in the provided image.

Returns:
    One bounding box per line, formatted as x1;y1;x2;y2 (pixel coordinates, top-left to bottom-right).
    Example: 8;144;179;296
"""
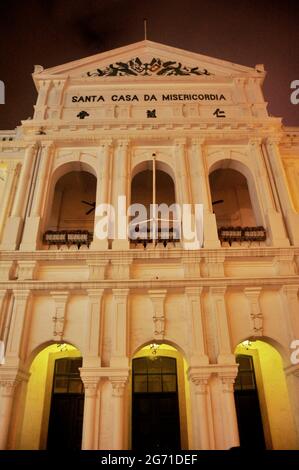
143;18;147;40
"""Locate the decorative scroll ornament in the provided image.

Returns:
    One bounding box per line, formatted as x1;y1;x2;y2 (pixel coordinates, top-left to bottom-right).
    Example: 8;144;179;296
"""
86;57;213;77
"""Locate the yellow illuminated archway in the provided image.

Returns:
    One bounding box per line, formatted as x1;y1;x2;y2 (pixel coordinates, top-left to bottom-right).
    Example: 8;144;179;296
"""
235;340;297;449
19;343;81;449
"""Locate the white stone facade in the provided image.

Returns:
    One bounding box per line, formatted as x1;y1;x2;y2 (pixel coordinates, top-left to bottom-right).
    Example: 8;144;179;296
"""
0;40;299;450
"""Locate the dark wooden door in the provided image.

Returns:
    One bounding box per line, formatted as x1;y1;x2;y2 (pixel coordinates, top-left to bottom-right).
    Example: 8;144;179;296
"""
47;357;84;450
234;355;266;449
132;356;181;451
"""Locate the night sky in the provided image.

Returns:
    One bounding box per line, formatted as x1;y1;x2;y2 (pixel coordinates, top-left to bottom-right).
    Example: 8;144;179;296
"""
0;0;298;130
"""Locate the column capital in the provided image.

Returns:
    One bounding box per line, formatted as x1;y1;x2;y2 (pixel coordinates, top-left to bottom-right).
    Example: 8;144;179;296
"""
206;252;226;265
99;139;113;149
81;379;99;397
265;136;282;147
243;286;262;298
112;288;130;301
187;368;211;393
116;139;130;149
190;137;205;146
25;143;38;153
53;79;66;87
174;137;187;147
280;285;299;297
0;289;8;299
40;141;54;150
86;288;105;300
185;286;203;297
12;289;32;302
209;286;227;296
110;256;133;266
0;368;30;397
110;376;128;397
218;367;238;392
248;137;262;147
148;289;167;300
220;376;236;393
50;291;69;304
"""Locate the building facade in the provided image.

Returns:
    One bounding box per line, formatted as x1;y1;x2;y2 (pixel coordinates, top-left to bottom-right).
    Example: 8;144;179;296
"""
0;40;299;450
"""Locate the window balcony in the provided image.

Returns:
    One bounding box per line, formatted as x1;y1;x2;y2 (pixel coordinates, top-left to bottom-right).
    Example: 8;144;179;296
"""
43;230;93;250
218;226;266;246
129;226;181;249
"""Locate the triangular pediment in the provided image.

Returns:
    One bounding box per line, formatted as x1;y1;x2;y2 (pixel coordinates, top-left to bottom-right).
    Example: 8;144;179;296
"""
33;40;265;83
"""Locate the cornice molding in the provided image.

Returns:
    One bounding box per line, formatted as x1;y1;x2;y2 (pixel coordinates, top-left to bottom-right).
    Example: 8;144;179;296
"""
1;246;299;262
0;275;298;292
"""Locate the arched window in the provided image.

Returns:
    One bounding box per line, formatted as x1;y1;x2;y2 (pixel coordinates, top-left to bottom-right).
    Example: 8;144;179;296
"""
130;158;179;247
44;170;96;248
209;167;266;245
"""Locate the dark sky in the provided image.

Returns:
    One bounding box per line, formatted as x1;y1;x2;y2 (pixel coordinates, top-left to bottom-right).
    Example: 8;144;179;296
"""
0;0;298;129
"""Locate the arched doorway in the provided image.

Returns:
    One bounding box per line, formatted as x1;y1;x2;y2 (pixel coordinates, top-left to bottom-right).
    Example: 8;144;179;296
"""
19;343;83;450
131;344;190;451
234;340;297;449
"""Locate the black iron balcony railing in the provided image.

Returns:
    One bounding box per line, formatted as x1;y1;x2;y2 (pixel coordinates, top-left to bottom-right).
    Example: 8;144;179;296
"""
218;226;266;245
129;226;181;248
43;230;93;248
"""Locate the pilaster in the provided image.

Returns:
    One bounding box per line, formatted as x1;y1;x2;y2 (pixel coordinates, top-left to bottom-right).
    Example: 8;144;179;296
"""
244;287;263;337
50;291;69;342
148;289;167;341
110;289;129;368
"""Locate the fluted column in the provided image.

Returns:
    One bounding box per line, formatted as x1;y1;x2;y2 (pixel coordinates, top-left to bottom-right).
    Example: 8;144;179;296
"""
112;140;130;249
283;160;299;212
31;144;53;217
0;289;8;341
110;376;128;450
280;285;299;340
175;138;202;249
185;287;209;365
174;138;191;206
188;139;220;248
0;145;37;250
0;370;28;449
110;289;129;368
265;137;299;245
20;142;53;251
5;290;31;367
33;80;50;120
92;141;112;250
0;161;20;243
249;139;289;246
81;378;99;450
219;370;240;449
187;368;211;449
285;365;299;447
